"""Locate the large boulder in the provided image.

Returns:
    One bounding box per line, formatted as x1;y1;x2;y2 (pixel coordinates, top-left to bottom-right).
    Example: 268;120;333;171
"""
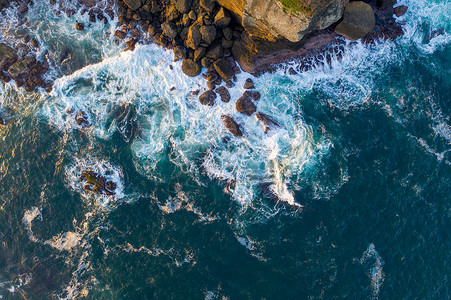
216;0;348;43
199;90;216;106
213;58;234;81
199;25;217;45
216;86;230;102
221;115;243;136
176;0;192;14
0;43;18;71
335;1;375;40
186;25;202;49
256;112;279;133
123;0;142;10
214;7;231;28
161;21;178;39
8;56;36;79
236;94;257;116
182;59;202;77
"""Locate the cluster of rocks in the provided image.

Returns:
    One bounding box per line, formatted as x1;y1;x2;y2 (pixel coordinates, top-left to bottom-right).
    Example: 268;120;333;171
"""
80;170;117;196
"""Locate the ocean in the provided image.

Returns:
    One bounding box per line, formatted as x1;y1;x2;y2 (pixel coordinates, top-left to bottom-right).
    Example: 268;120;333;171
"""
0;0;449;298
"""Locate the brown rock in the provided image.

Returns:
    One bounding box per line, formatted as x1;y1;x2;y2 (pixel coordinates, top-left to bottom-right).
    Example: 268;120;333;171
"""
182;59;202;77
243;90;261;101
236;94;256;116
174;45;187;59
201;57;212;68
256;112;279;133
75;22;84;30
161;21;178;39
199;25;217;45
206;44;224;60
75;111;90;127
176;0;192;14
216;86;231;102
335;1;375;40
200;0;215;12
123;0;142;11
214;7;231;28
186;25;201;49
114;30;127;39
243;78;254;89
394;5;408;17
194;47;206;61
207;81;216;90
199;90;216;106
221;115;243;136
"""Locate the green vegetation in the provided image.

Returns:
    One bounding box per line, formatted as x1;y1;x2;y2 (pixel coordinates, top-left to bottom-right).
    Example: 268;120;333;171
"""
279;0;312;15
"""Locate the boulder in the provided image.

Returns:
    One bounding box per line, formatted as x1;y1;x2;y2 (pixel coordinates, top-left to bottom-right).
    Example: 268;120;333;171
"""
201;57;212;68
394;5;408;17
75;111;90;127
221;115;243;136
114;30;127;39
123;0;142;11
213;58;234;81
216;86;231;102
243;78;254;89
200;0;215;12
194;47;206;61
8;56;36;79
199;25;217;45
205;44;224;60
0;43;18;71
199;90;216;106
243;90;260;101
174;45;187;59
182;59;201;77
176;0;192;14
236;94;256;116
256;112;279;133
75;22;84;30
214;7;231;28
335;1;375;40
186;25;202;49
161;21;178;39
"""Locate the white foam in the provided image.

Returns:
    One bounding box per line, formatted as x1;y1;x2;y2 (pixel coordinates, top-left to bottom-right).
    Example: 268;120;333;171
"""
22;206;42;242
360;243;385;299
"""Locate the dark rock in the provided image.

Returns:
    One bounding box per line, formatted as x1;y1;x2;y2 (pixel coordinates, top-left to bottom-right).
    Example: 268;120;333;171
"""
201;57;212;68
207;81;215;90
205;70;218;82
123;0;142;11
221;115;243;136
206;44;224;59
174;45;187;59
80;170;116;196
114;29;127;39
31;38;39;48
18;3;28;14
335;1;375;40
200;0;215;12
188;10;196;20
23;34;31;43
161;21;178;39
216;86;230;102
0;43;18;71
176;0;192;14
75;22;84;30
199;90;216;106
8;56;36;79
236;94;256;116
194;47;206;61
226;80;234;88
182;14;191;27
256;112;279;133
214;7;231;28
243;90;261;101
182;59;201;77
199;25;216;45
222;38;233;49
394;5;408;17
213;58;234;81
75;111;90;127
125;38;137;51
243;78;254;89
186;25;201;49
223;27;233;40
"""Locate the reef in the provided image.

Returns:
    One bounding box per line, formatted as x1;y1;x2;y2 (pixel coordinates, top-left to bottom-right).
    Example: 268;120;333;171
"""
80;170;117;196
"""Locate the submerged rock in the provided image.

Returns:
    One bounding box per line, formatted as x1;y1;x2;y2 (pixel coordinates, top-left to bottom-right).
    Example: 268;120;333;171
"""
80;170;117;196
335;1;375;40
75;111;90;127
221;114;243;136
256;112;279;133
394;5;408;17
236;94;256;116
75;22;84;30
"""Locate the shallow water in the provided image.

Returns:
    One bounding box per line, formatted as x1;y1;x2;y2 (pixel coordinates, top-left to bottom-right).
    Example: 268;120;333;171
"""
0;0;450;298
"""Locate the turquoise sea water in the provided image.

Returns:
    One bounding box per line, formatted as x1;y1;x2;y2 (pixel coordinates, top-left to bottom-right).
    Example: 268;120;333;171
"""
0;0;450;298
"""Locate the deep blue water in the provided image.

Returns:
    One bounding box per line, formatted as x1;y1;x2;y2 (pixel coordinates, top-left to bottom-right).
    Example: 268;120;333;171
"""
0;0;450;299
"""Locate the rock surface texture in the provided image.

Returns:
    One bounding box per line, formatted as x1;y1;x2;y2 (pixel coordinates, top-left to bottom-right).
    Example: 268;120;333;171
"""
335;1;376;40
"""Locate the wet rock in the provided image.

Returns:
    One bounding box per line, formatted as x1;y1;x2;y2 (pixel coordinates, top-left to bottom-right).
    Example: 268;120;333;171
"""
236;94;256;116
223;27;233;40
176;0;192;14
8;56;36;79
18;3;28;14
125;38;137;51
214;7;231;28
226;80;234;88
200;25;216;45
75;111;90;127
182;58;201;77
243;78;254;89
207;81;215;90
123;0;142;11
221;115;243;136
335;1;375;41
75;22;84;30
394;5;408;17
216;86;230;102
256;112;279;133
174;45;187;59
425;29;444;42
0;43;18;71
199;90;216;106
114;29;127;39
186;25;201;49
80;170;117;196
205;44;224;60
31;38;39;48
213;58;233;81
201;57;212;68
188;10;197;20
243;90;260;101
194;47;206;61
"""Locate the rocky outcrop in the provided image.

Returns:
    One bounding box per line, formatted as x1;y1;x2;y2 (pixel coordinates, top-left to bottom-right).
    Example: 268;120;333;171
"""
80;170;117;196
216;0;348;43
221;115;243;136
335;1;375;40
